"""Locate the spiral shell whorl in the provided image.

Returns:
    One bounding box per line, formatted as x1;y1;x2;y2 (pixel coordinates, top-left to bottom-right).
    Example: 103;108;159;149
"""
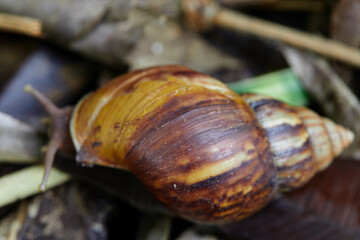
71;66;278;224
295;107;354;172
242;94;354;190
70;65;353;224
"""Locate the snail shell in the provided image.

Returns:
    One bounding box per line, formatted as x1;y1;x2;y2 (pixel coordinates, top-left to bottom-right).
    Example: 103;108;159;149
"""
68;65;353;224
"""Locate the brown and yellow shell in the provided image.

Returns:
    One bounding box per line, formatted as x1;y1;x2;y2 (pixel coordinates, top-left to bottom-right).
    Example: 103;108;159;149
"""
70;65;353;224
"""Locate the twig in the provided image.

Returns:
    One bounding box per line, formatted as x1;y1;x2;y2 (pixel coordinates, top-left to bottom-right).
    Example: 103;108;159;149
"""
251;1;325;12
182;0;360;68
0;13;42;37
7;201;28;240
220;0;324;13
219;0;276;6
0;165;70;208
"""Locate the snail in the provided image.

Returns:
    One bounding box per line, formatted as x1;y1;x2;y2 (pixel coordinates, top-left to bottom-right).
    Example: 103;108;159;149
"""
25;65;354;224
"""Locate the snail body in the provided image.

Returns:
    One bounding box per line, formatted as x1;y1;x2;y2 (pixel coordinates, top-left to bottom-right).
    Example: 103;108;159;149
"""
27;65;354;224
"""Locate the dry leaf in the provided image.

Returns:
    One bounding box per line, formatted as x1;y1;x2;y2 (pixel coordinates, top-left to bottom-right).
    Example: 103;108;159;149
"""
0;0;243;73
15;183;112;240
0;112;44;163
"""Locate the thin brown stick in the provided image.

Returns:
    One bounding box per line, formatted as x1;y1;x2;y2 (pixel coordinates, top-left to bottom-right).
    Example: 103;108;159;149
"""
220;0;324;12
182;0;360;68
213;9;360;67
252;1;324;12
7;201;28;240
0;13;42;37
219;0;276;6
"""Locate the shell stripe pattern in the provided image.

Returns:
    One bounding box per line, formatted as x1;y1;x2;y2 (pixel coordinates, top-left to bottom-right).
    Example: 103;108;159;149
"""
242;94;316;190
296;107;353;171
242;94;354;190
71;66;277;223
70;65;353;223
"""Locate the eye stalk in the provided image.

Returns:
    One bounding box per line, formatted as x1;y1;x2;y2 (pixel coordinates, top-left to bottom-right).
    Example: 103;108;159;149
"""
24;84;74;191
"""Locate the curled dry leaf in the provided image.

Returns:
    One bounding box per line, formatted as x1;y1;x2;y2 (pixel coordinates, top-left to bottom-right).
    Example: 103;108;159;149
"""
0;112;44;163
282;46;360;159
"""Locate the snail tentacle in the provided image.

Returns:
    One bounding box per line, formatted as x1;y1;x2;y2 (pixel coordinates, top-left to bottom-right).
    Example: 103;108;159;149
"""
24;85;74;190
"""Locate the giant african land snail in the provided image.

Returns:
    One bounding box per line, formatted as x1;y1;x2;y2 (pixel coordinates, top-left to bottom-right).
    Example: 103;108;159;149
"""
25;65;354;224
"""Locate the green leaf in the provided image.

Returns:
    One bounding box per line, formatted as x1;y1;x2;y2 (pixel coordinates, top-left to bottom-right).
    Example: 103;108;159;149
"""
227;69;308;106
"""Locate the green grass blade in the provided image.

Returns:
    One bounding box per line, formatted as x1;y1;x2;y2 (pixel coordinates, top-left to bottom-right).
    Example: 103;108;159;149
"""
0;165;70;208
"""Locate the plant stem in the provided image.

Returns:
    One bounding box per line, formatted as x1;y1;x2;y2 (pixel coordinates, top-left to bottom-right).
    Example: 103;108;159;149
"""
182;0;360;68
219;0;275;6
215;8;360;67
251;1;325;12
0;13;42;37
